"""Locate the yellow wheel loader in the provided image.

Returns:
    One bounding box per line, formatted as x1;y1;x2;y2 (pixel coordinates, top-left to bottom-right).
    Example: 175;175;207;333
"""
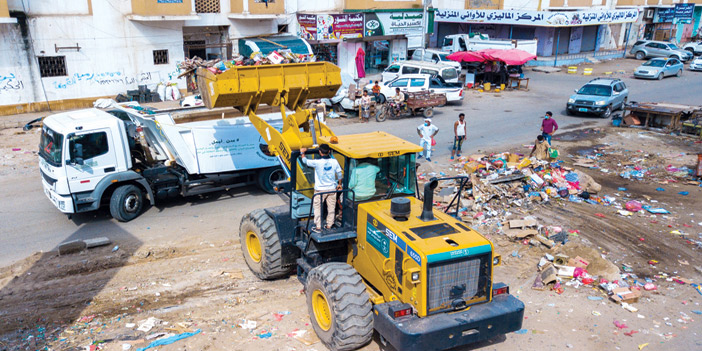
196;62;524;351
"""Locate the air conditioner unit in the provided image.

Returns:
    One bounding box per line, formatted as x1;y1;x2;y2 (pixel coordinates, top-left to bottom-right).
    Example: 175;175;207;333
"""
645;9;654;19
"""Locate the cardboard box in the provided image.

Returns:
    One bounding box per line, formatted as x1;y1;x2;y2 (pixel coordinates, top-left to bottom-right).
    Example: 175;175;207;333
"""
610;287;641;303
568;256;590;269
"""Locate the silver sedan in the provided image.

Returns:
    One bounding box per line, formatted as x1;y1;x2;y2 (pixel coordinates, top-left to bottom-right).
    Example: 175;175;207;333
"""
634;58;684;80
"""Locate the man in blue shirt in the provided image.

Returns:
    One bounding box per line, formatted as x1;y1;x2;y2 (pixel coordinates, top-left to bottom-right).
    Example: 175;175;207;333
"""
300;144;343;231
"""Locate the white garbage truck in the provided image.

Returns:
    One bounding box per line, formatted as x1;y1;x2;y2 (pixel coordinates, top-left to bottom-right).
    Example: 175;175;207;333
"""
38;102;286;221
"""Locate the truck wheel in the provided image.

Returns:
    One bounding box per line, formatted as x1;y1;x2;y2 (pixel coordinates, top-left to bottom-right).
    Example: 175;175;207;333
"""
423;107;434;118
635;51;645;60
239;209;293;280
306;262;373;351
257;167;285;194
109;184;144;222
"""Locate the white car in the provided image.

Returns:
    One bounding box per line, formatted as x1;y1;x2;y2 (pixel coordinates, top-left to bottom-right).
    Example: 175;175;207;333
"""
683;41;702;56
410;49;461;70
365;74;464;103
690;57;702;71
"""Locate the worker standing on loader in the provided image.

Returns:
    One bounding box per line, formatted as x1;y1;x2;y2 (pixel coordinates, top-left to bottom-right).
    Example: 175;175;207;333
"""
300;144;343;232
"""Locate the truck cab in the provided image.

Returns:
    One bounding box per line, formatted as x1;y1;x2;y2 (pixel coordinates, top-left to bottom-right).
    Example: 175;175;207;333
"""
39;109;144;216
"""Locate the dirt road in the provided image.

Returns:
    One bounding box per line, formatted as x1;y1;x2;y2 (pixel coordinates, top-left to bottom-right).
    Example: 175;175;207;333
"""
1;125;700;351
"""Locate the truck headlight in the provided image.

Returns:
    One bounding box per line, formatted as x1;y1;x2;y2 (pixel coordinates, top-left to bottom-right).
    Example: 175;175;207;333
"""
411;271;420;282
568;98;575;103
595;100;606;106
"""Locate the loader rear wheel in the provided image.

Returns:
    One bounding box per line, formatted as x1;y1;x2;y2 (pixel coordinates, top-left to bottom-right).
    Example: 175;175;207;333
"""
239;209;293;280
306;262;373;351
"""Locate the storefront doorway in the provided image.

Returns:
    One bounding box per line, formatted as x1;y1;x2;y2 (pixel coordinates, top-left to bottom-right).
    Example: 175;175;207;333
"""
366;40;390;75
310;43;338;64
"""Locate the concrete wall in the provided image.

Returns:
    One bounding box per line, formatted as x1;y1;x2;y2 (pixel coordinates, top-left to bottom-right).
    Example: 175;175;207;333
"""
344;0;422;10
131;0;194;16
1;0;186;110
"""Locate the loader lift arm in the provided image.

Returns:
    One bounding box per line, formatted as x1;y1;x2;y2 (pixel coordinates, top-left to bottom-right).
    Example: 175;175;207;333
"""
196;62;342;177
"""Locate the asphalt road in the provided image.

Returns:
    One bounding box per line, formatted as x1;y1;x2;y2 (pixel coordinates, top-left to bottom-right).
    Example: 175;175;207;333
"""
1;59;700;267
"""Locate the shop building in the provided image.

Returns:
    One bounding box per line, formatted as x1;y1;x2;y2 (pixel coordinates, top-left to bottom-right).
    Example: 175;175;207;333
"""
434;8;639;59
633;4;701;43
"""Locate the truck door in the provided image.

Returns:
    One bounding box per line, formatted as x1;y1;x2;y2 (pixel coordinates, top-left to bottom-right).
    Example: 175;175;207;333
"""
459;36;468;51
65;129;119;194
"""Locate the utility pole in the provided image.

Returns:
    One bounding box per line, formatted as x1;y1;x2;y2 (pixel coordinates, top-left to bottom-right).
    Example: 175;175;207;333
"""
423;0;429;48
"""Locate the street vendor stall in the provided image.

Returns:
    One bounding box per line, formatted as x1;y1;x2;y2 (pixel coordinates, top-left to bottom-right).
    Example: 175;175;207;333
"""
447;49;535;90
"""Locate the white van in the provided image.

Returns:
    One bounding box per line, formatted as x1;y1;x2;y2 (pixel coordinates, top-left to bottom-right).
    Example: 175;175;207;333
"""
381;61;460;83
410;49;460;69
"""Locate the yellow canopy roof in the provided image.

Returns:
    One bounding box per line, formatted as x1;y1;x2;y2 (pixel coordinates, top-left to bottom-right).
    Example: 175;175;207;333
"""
319;131;422;159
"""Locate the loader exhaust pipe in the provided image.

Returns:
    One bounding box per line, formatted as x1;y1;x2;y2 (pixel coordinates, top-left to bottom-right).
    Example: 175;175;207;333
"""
420;178;438;222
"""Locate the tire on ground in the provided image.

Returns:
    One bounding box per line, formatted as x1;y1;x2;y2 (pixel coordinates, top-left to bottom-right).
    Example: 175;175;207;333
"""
257;167;285;194
109;184;144;222
239;209;293;280
306;262;374;351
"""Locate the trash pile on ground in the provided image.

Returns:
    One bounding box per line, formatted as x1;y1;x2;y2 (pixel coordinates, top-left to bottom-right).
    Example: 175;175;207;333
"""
177;50;314;75
420;152;604;232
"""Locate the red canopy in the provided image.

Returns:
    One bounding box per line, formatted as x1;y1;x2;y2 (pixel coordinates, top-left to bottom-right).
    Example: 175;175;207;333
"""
447;49;536;65
446;51;487;63
480;49;536;65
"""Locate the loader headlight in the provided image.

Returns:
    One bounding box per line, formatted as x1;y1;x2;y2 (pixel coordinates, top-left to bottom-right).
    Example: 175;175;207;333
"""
493;256;501;266
411;271;420;282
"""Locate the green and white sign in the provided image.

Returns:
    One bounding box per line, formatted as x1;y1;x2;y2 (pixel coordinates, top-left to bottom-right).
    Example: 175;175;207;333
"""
364;12;425;48
367;222;390;258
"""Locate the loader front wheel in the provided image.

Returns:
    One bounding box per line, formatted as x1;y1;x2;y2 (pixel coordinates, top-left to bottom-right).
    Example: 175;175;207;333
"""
306;262;373;351
239;209;293;280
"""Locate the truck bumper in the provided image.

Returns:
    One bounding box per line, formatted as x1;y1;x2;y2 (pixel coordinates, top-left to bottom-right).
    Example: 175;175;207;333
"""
42;178;75;214
374;292;525;351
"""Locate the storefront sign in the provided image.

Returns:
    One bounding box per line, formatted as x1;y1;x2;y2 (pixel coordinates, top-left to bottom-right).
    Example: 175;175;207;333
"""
655;8;674;23
316;14;364;40
364;12;425;48
674;4;694;23
297;14;317;41
435;9;639;27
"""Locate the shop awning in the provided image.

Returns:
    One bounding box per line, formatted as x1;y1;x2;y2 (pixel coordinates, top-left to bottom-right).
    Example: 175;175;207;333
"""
238;35;313;58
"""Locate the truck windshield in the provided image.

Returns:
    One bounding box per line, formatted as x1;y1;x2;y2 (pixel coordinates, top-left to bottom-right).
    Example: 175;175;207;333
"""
348;154;416;201
39;126;64;166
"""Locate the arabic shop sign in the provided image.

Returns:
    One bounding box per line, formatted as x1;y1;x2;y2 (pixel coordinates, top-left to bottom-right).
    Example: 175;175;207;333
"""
674;4;695;23
364;12;425;48
296;14;364;41
435;9;639;27
655;8;675;23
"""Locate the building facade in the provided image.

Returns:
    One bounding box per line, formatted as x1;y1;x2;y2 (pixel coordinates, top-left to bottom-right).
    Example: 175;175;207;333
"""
0;0;293;114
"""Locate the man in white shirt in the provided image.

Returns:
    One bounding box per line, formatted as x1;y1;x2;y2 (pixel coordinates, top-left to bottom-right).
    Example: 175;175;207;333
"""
417;118;439;162
300;144;343;232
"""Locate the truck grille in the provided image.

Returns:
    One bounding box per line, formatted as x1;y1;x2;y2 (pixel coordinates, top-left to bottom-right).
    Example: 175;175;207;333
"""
426;254;490;313
575;100;593;106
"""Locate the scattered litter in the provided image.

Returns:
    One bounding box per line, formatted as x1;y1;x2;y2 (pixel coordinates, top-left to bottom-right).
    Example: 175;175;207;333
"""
136;329;201;351
137;317;161;332
238;319;257;330
515;329;528;334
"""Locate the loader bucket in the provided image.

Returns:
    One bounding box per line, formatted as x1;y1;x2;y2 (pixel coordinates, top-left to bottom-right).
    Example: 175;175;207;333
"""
196;62;342;111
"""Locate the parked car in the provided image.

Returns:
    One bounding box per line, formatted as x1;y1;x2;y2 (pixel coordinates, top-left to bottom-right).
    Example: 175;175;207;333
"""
630;40;693;61
566;78;628;118
381;61;460;84
365;74;463;104
410;49;460;69
690;57;702;71
634;57;684;80
682;41;702;56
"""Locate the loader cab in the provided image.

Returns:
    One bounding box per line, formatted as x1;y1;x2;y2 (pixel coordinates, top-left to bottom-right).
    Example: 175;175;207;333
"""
289;132;422;228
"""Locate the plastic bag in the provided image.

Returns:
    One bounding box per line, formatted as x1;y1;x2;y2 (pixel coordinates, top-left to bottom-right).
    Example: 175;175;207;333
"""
169;83;181;100
625;200;642;212
548;147;559;159
164;84;174;101
431;137;436;146
156;82;166;102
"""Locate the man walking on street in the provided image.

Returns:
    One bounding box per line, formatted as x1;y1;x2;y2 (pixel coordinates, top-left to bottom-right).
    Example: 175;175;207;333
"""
300;144;343;232
417;118;439;162
451;113;467;160
541;111;558;145
360;90;372;123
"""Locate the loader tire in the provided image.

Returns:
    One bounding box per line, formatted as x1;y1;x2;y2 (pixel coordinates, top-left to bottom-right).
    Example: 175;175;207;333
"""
239;209;293;280
306;262;373;351
110;184;143;222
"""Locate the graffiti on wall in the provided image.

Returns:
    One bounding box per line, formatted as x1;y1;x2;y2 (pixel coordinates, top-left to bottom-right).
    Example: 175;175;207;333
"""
52;71;161;90
0;73;25;94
